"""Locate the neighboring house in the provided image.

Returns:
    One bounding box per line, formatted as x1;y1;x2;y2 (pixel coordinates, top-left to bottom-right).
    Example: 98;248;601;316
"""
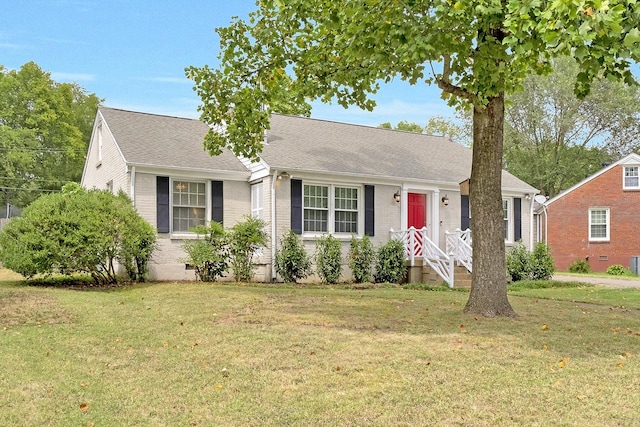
538;153;640;272
81;106;538;284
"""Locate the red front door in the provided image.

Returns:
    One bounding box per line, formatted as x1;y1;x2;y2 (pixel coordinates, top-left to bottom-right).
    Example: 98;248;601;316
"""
408;193;426;229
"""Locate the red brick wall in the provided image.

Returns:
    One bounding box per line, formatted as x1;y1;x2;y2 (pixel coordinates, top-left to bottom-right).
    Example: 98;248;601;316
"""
545;164;640;272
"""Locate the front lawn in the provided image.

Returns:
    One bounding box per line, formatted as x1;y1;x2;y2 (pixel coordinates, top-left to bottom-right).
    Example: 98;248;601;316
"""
1;272;639;426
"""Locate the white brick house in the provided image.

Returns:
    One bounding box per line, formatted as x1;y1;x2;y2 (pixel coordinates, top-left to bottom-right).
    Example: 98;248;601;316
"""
81;107;537;283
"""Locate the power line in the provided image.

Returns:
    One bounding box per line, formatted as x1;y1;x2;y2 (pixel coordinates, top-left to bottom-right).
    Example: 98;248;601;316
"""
0;186;61;192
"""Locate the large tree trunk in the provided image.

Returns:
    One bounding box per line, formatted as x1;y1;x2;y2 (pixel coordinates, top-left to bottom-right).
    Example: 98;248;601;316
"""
464;93;517;317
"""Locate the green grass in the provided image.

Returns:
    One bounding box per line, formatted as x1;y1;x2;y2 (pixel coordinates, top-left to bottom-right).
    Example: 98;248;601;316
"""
2;271;640;426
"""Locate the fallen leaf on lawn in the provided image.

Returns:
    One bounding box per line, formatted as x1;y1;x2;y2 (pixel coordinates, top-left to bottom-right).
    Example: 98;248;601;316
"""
542;344;548;351
577;395;587;400
617;363;624;368
335;366;342;371
460;324;465;329
80;403;88;412
542;324;549;331
309;351;316;355
558;360;566;368
162;342;169;347
118;301;124;305
215;384;223;390
80;383;88;388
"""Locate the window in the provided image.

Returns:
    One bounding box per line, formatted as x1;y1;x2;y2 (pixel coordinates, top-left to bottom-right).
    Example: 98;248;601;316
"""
624;166;639;189
589;208;609;241
172;180;206;232
97;124;103;164
503;199;510;241
251;182;263;219
106;180;113;194
334;187;358;233
303;183;359;234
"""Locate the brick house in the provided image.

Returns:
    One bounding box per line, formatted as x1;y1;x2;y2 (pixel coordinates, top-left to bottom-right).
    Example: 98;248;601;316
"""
538;153;640;272
81;107;537;284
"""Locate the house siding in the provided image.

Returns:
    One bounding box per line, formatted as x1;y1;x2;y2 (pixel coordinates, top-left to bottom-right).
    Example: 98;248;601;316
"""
81;121;128;194
545;164;640;272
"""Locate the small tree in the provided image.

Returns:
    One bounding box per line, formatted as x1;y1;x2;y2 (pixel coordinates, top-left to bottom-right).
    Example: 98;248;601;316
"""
348;235;374;283
506;242;555;282
0;184;156;284
180;221;228;282
374;239;407;284
228;215;268;282
530;243;555;281
315;234;342;284
275;229;312;283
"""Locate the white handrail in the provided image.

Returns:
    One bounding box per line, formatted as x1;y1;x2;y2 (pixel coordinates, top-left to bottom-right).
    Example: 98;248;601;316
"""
390;227;454;288
445;228;473;272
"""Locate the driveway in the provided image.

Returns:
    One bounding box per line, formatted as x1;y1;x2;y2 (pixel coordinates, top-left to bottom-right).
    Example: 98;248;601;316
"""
553;274;640;289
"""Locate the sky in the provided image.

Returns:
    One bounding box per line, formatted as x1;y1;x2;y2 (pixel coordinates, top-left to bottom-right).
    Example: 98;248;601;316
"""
1;0;455;127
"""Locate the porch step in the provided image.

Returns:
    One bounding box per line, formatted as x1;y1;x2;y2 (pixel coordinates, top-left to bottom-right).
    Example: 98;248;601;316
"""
422;265;472;288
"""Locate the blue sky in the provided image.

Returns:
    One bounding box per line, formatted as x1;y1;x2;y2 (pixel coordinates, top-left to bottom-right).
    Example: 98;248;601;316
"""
1;0;454;127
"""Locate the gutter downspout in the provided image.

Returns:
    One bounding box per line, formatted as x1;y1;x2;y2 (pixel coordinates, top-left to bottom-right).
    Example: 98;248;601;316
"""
130;166;136;205
529;195;535;250
271;170;278;281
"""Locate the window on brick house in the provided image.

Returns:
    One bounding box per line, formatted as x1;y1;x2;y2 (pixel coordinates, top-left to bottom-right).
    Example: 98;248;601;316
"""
303;183;359;234
172;180;206;232
623;166;639;189
589;208;609;241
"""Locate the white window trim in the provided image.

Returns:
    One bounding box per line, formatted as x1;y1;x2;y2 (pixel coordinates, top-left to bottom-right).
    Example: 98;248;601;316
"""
251;182;264;219
623;165;640;190
302;182;363;237
588;207;610;242
170;178;210;236
503;198;513;243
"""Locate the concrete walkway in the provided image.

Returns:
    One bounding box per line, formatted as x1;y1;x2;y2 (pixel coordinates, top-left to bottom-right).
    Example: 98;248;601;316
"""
553;274;640;289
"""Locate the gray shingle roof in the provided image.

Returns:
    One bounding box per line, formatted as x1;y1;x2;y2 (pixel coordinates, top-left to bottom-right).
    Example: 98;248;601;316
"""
262;114;536;191
99;107;536;192
99;106;248;172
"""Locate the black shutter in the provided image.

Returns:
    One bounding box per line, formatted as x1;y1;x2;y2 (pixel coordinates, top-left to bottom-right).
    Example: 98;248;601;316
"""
514;197;522;241
211;180;224;225
461;195;470;230
156;176;170;233
364;185;375;236
291;179;303;234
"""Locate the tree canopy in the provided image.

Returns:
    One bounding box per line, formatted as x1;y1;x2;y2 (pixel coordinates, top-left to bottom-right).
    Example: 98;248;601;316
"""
0;62;101;208
188;1;640;316
504;56;640;197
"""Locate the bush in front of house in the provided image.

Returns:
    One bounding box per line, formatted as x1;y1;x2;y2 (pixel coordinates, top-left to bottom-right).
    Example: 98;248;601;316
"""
606;264;626;275
228;215;268;282
506;241;555;282
530;242;555;280
348;234;375;283
374;238;407;283
0;183;156;285
180;221;229;282
275;229;312;283
315;234;342;284
568;259;591;274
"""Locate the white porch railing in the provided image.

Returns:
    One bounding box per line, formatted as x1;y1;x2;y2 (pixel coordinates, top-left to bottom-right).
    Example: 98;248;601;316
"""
445;228;473;273
390;227;454;288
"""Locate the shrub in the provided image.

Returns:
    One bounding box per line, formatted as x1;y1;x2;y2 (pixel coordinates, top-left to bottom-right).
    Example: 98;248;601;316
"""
530;242;555;280
506;241;532;282
348;234;374;283
606;264;626;276
275;229;312;283
374;239;407;284
0;183;156;285
228;215;268;282
180;221;229;282
315;234;342;284
568;259;591;274
506;241;555;282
